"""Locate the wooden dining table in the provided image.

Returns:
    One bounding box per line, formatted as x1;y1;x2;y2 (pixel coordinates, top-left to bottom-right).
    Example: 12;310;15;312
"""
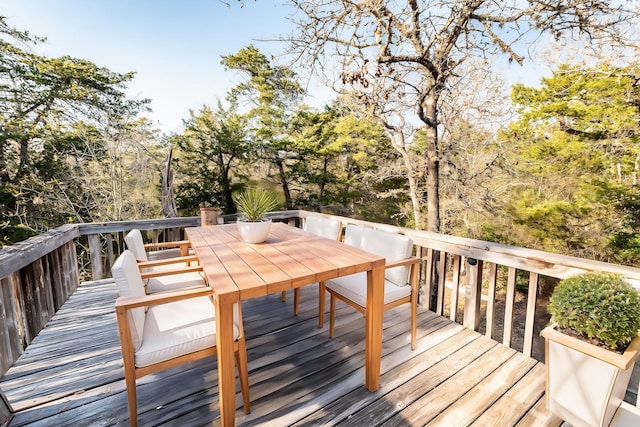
186;222;386;426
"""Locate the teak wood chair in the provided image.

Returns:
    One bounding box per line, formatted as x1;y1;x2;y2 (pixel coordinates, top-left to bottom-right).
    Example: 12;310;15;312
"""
319;226;420;349
281;216;343;315
125;228;205;293
112;250;250;427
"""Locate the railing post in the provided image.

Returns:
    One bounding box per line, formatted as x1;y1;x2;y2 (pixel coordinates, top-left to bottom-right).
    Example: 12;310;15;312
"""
423;248;436;310
463;258;483;330
87;234;103;280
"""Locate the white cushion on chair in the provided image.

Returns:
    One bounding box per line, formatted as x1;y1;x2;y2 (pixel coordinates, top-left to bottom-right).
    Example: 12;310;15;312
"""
135;296;240;368
325;272;412;307
146;272;205;293
112;251;147;351
344;224;364;247
125;229;149;262
361;228;413;286
125;229;205;292
304;216;342;240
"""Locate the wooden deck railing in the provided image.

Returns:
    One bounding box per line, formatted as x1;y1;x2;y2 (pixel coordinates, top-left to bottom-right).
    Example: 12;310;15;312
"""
2;209;640;381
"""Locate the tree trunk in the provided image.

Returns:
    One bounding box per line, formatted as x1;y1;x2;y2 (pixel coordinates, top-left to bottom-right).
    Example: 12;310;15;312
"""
424;93;441;233
161;148;178;218
275;158;292;208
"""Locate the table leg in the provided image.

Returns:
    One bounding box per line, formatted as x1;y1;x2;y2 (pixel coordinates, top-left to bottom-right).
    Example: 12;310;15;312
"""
365;264;384;391
215;297;237;427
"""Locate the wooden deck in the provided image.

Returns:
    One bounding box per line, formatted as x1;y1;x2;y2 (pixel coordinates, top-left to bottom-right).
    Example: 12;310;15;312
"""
0;279;562;426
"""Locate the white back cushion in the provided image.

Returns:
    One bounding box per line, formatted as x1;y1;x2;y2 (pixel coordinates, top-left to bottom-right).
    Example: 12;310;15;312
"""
360;228;413;286
304;216;342;240
344;224;364;247
112;250;146;350
124;229;149;262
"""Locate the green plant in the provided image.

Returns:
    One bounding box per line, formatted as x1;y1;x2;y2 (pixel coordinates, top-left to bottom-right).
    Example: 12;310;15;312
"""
548;272;640;351
233;188;280;222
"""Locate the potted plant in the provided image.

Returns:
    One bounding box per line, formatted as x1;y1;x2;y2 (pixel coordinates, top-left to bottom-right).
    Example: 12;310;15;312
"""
541;272;640;427
233;188;280;243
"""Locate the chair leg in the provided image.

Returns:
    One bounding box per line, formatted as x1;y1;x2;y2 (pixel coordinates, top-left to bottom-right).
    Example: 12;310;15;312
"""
329;294;336;338
411;297;417;350
318;282;326;328
281;290;286;302
235;339;251;414
293;288;300;316
123;363;138;427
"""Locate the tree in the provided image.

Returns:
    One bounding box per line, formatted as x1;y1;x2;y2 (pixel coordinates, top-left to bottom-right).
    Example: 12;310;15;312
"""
286;0;636;232
504;62;640;263
221;45;305;208
1;16;147;244
173;103;251;214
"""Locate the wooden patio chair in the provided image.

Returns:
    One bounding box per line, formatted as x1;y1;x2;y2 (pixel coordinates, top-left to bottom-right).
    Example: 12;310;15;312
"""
112;250;250;427
281;216;343;315
319;226;420;349
125;228;205;293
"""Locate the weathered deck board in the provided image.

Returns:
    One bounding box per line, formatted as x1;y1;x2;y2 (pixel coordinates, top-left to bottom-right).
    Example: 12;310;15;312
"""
0;280;562;426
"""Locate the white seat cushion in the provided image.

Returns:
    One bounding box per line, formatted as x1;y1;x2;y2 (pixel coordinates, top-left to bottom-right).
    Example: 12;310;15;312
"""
135;295;239;368
146;271;205;293
325;272;412;307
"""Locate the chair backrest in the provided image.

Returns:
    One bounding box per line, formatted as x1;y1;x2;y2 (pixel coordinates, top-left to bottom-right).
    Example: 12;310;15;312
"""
304;216;342;240
343;224;364;247
360;228;414;286
112;250;146;350
125;229;149;262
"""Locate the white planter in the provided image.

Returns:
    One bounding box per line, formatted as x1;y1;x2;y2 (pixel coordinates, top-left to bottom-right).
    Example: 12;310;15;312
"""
237;219;272;244
541;325;640;427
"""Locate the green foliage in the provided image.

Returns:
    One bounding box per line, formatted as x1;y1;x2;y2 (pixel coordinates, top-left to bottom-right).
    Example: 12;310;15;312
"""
232;188;280;222
173;103;250;215
221;45;304;208
0;16;149;245
497;62;640;263
548;273;640;350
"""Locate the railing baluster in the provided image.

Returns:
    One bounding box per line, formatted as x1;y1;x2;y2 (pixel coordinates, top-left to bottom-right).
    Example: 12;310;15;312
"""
485;263;498;339
436;251;447;315
449;255;461;322
424;248;436;310
503;267;517;347
523;272;539;357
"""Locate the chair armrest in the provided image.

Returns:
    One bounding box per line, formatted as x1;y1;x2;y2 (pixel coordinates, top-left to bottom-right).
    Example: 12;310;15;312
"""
143;239;190;250
139;264;204;279
137;255;199;269
385;256;420;269
144;240;192;256
115;287;214;311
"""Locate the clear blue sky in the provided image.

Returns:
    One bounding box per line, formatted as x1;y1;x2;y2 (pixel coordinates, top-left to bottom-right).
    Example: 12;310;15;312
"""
1;0;334;134
2;1;549;135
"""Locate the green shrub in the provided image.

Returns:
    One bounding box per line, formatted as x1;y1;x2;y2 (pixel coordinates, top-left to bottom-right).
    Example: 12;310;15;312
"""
548;272;640;351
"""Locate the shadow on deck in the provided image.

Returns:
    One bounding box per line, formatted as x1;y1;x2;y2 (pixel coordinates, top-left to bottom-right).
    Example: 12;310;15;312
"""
0;279;562;426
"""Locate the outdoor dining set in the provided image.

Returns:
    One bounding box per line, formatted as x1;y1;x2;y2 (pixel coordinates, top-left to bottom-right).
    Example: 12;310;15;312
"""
112;216;420;426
